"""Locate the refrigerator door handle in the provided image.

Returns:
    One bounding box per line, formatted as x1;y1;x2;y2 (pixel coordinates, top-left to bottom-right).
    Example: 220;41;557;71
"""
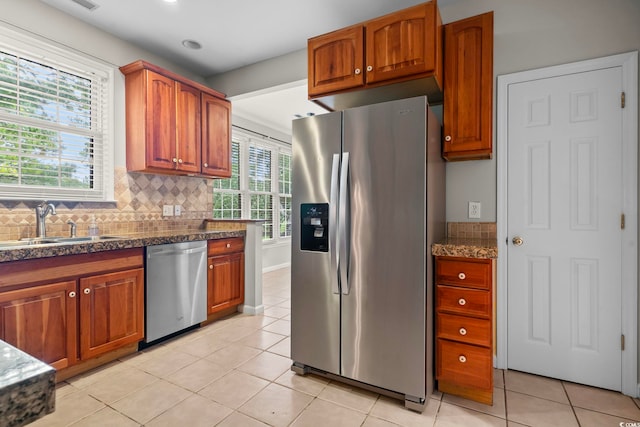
330;153;340;295
339;152;350;295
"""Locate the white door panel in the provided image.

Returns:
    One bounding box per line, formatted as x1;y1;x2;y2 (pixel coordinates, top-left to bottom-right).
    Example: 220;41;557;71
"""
507;67;623;391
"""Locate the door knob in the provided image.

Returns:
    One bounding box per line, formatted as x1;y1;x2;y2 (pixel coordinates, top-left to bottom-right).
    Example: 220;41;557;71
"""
512;236;524;246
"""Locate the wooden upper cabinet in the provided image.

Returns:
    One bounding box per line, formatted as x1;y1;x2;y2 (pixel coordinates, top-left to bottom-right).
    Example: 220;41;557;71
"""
176;82;202;173
79;268;144;360
144;71;176;170
442;12;494;161
201;93;232;178
121;60;231;177
307;1;443;109
365;1;440;84
0;281;78;371
308;25;364;97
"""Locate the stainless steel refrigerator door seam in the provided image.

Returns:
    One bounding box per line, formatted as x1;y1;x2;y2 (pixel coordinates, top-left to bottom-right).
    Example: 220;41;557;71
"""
330;153;340;295
339;152;351;295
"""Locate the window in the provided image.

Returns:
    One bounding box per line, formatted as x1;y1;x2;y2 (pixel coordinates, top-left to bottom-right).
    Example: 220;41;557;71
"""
213;128;292;242
0;26;114;201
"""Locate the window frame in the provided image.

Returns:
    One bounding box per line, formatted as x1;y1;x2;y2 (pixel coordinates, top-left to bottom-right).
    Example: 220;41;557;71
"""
0;24;115;202
213;127;292;243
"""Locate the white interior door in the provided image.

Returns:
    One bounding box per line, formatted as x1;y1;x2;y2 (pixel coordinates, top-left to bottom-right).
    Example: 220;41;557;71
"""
506;66;624;391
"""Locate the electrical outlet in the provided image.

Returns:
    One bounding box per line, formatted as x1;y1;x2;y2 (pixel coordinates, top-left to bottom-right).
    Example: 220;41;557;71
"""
162;204;174;217
468;201;481;219
174;205;182;216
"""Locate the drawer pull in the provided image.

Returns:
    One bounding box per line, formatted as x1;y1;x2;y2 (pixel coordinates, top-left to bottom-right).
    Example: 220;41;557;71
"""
226;243;231;248
458;298;467;306
458;272;466;280
459;328;467;336
459;355;467;363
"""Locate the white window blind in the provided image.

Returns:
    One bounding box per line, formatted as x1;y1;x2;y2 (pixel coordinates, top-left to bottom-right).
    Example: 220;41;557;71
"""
0;25;114;201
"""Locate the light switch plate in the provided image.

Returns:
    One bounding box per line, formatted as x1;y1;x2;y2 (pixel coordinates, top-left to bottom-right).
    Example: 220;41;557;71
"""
174;205;182;216
162;205;174;217
468;201;481;219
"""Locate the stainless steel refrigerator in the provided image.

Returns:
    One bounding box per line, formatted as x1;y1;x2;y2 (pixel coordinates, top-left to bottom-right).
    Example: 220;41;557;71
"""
290;96;445;412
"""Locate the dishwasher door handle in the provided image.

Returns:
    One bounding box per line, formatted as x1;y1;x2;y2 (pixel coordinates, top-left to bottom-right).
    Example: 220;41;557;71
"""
147;247;207;257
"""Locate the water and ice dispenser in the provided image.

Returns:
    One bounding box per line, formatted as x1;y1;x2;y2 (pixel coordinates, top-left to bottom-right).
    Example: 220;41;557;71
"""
300;203;329;252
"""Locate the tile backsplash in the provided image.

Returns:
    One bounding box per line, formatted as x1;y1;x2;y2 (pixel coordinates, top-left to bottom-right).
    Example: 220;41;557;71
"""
0;167;214;240
447;222;497;240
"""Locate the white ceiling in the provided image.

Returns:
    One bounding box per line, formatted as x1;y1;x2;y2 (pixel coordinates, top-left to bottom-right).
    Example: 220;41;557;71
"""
40;0;444;135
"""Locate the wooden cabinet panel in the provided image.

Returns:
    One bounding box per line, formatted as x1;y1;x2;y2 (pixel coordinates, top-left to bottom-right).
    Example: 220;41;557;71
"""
308;25;364;97
436;339;492;389
0;281;77;370
145;70;176;170
436;285;491;318
201;92;232;178
176;82;201;173
436;257;492;290
437;312;491;347
207;252;244;315
79;268;144;360
365;1;439;84
443;12;493;160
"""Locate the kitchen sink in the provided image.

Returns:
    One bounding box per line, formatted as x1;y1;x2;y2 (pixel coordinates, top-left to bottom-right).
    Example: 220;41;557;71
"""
0;235;125;250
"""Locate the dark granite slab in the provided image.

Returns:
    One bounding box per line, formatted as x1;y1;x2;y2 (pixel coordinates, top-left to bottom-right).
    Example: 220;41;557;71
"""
432;237;498;259
0;230;245;263
0;341;55;427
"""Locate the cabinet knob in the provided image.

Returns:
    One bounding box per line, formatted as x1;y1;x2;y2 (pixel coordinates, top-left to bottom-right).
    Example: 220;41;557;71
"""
354;68;361;75
69;291;76;298
445;135;452;142
459;327;467;336
226;243;231;248
458;298;466;306
172;158;178;163
458;355;467;363
83;288;91;295
178;158;183;164
203;163;208;168
209;264;213;269
458;272;466;280
366;65;373;72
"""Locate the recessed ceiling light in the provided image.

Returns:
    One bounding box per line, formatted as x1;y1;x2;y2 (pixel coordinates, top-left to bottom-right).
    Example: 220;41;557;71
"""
182;39;202;50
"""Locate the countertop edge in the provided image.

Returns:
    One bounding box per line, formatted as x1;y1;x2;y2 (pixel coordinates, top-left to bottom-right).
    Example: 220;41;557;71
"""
432;238;498;259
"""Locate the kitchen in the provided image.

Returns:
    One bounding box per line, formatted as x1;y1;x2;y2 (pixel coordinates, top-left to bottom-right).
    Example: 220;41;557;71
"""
0;0;639;426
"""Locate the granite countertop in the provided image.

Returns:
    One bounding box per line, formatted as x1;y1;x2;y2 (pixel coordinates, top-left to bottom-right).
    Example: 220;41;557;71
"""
0;341;55;427
0;229;245;263
432;237;498;259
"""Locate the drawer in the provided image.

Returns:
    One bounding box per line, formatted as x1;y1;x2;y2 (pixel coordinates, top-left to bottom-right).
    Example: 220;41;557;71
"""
436;285;490;318
436;339;492;390
208;237;244;256
437;312;491;347
436;257;492;290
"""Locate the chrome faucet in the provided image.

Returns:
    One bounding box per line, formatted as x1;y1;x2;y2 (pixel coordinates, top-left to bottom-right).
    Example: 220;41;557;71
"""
35;201;56;238
66;219;77;238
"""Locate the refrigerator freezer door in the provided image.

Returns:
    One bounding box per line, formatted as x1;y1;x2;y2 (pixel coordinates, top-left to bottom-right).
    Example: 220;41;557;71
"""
291;111;343;375
341;97;428;400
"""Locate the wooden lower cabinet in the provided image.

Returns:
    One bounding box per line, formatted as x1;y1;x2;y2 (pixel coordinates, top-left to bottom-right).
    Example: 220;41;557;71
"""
435;256;494;405
79;268;144;360
207;238;245;316
0;281;77;370
0;249;144;375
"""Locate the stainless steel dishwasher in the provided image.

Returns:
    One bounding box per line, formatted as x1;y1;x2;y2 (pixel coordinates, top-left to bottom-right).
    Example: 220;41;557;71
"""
144;240;207;343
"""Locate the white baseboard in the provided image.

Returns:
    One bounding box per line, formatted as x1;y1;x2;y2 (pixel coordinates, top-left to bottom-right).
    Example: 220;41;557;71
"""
263;262;290;273
238;304;265;316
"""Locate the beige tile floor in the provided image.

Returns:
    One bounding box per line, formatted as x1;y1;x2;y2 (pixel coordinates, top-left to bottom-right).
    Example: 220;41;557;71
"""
33;267;640;426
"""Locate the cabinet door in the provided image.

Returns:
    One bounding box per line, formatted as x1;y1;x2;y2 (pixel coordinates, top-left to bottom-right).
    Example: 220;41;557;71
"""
207;252;244;314
365;2;439;84
0;281;77;370
145;70;177;170
79;268;144;360
442;12;493;160
201;93;232;177
176;82;201;173
308;25;365;97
